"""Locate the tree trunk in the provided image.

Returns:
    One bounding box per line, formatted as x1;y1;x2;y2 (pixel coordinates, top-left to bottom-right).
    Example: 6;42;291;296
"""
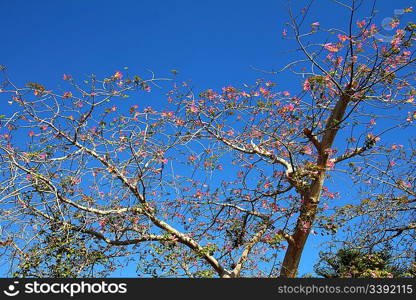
279;93;351;277
279;172;325;277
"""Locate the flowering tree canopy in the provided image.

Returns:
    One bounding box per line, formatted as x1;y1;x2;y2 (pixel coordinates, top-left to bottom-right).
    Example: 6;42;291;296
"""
0;1;415;277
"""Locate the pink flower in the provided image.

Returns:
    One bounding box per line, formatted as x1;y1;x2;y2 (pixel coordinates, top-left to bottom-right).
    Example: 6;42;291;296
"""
326;159;335;169
398;180;411;188
303;79;311;91
259;87;269;97
188;155;197;162
283;103;295;112
38;153;47;159
192;191;204;199
282;29;287;37
303;145;312;155
175;118;185;126
282;91;290;96
114;71;122;80
390;29;404;49
251;130;263;138
323;43;339;53
300;220;311;232
223;86;237;93
325;192;337;199
241;91;250;98
389;161;396;167
391;144;403;150
338;34;349;42
161;111;175;118
389;19;400;29
28;131;35;137
311;22;320;27
335;56;343;66
63;91;72;98
366;133;380;142
189;105;198;113
63;74;71;80
357;20;366;28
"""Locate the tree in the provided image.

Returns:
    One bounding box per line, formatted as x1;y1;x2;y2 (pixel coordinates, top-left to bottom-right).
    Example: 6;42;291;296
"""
314;248;415;278
331;140;415;269
175;1;416;277
0;0;415;277
13;224;116;278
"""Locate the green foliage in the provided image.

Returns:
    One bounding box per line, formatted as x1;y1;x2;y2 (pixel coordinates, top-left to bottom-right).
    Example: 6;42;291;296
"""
26;82;45;91
194;269;215;278
307;75;327;92
314;248;414;278
197;244;217;258
13;226;111;278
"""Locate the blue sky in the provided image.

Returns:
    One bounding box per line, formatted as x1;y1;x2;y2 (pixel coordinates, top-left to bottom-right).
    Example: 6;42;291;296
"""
2;0;411;87
1;0;414;277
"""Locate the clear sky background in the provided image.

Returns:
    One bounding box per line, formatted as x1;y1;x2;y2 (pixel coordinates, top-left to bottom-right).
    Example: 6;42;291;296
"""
1;0;414;277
